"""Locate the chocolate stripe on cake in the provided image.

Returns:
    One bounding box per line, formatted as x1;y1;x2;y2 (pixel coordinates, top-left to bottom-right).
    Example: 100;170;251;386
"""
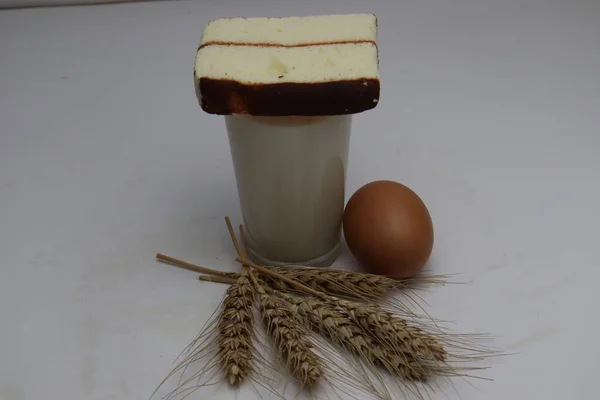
198;39;377;50
199;78;379;116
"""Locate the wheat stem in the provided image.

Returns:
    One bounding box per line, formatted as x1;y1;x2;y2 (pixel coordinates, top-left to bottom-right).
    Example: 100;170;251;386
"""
239;224;249;259
224;216;243;259
198;275;238;285
156;253;230;277
235;258;325;297
157;218;494;397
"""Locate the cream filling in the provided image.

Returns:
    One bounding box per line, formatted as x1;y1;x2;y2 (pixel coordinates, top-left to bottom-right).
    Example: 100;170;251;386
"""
195;43;379;84
200;14;377;46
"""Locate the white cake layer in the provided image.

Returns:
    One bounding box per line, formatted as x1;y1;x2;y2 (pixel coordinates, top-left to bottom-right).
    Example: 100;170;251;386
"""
200;14;377;46
195;42;379;84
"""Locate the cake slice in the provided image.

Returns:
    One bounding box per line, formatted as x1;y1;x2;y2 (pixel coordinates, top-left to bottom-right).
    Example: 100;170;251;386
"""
194;14;380;116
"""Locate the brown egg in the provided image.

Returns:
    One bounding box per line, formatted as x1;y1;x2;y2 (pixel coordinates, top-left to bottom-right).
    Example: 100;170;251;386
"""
343;180;434;279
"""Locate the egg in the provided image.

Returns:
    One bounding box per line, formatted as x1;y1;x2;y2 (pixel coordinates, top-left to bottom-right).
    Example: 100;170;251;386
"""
343;180;434;279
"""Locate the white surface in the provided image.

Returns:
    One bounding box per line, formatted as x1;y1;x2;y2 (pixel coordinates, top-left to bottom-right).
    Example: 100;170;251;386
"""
1;0;599;399
0;0;160;9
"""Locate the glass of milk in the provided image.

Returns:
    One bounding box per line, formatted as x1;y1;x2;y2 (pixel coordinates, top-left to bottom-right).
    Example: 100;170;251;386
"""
225;115;351;266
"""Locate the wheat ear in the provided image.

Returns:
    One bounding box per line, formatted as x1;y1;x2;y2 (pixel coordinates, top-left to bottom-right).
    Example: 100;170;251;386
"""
235;259;449;372
247;271;322;387
336;298;447;363
214;218;257;385
265;266;447;301
157;250;446;332
157;252;445;303
278;292;433;382
263;267;442;323
201;272;491;379
216;266;254;385
235;258;446;363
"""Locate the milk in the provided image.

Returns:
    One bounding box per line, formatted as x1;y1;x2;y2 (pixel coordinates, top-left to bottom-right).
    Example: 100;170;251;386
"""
225;115;351;266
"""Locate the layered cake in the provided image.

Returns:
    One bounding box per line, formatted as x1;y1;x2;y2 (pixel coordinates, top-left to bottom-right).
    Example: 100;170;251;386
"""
194;14;380;116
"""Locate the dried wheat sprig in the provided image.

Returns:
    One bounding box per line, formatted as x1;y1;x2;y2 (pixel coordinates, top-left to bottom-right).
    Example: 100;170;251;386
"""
237;257;443;383
232;259;451;329
216;268;254;385
237;260;485;370
335;298;447;363
157;219;496;399
247;271;322;387
236;223;390;398
196;274;449;376
156;253;232;278
236;258;445;346
238;222;324;389
159;250;448;336
157;252;447;304
200;272;492;380
264;266;448;301
198;275;237;284
277;292;433;382
195;274;433;384
233;260;451;371
213;217;257;386
262;267;447;326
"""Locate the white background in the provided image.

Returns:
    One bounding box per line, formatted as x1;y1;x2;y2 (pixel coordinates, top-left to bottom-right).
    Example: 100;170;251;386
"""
1;0;600;399
0;0;161;9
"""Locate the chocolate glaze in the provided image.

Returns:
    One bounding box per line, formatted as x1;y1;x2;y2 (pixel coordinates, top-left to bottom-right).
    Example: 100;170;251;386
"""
198;78;380;116
198;40;376;49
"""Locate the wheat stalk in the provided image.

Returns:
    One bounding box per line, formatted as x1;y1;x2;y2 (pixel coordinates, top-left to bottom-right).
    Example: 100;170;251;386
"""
278;292;433;382
235;259;454;378
215;268;254;385
156;219;497;399
232;259;447;361
263;267;402;299
335;298;447;363
149;269;253;399
263;267;446;323
265;266;447;300
156;253;446;303
235;221;322;388
250;275;322;387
